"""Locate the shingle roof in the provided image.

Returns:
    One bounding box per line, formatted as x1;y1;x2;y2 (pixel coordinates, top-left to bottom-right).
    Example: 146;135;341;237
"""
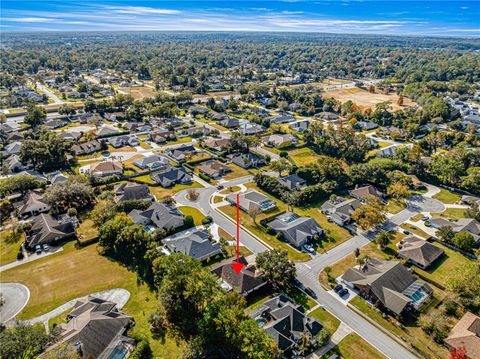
164;229;222;261
151;167;192;187
398;237;444;268
129;202;185;230
445;312;480;359
26;213;75;247
114;183;154;202
269;212;323;247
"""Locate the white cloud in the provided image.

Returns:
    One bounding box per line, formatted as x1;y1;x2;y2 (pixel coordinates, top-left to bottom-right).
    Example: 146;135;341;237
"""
6;17;57;23
103;6;180;15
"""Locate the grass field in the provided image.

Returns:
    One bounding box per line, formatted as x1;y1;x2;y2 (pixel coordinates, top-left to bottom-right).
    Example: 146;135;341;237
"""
433;188;461;204
309;307;340;333
289;147;321;166
0;242;183;357
327;333;386;359
400;223;430;239
224;164;251;180
323;87;415;111
0;229;22;266
76;219;98;243
147;181;204;200
178;206;205;225
220;185;241;194
431;207;467;220
385;199;406;214
118;86;157;100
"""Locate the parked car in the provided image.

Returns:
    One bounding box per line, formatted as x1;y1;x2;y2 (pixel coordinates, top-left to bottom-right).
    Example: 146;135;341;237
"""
421;216;429;221
217;185;224;190
403;230;411;235
302;243;315;254
338;288;349;297
294;278;304;289
42;244;50;252
304;287;317;299
35;244;42;255
334;284;344;293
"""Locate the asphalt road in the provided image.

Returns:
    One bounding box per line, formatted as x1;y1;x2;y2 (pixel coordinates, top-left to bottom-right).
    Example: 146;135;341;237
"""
0;283;30;323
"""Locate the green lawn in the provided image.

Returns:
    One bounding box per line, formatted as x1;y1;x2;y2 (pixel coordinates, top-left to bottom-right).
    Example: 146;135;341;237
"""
0;242;183;357
350;296;448;359
309;307;340;333
385;199;406;214
326;333;386;359
413;242;474;287
178;206;205;226
433;188;461;204
431;208;468;221
411;213;424;222
213;196;224;204
148;181;204;200
0;229;22;266
220;185;241;195
76;219;98;243
224;164;250;180
400;223;430;239
289;147;321;166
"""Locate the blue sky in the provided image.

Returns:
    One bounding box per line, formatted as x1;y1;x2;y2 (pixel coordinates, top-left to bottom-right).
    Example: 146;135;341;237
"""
1;1;479;36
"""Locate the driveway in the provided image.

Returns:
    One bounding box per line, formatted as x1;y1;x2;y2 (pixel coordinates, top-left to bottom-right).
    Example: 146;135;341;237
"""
0;283;30;323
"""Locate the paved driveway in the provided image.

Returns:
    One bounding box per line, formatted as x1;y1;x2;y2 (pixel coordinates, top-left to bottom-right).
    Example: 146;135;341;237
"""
0;283;30;323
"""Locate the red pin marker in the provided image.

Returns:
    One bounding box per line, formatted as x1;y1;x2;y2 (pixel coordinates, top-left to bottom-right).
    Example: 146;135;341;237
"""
232;192;244;274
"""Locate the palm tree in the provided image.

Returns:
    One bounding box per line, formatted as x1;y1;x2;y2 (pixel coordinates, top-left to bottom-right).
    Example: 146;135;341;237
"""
375;231;394;250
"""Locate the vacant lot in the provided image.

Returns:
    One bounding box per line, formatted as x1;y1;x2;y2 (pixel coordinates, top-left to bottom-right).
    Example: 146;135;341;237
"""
323;87;415;111
148;181;204;200
0;229;22;266
118;86;156;100
289;147;321;166
432;188;461;204
0;242;182;357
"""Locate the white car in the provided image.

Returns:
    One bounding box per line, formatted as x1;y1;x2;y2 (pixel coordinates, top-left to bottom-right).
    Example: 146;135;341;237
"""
303;244;315;254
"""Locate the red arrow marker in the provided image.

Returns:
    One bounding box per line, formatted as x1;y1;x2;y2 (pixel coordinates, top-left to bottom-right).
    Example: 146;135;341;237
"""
232;192;244;274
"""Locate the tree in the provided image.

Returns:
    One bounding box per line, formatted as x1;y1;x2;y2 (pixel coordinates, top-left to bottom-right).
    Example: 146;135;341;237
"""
187;189;199;201
375;231;394;250
351;196;387;231
58;104;76;115
451;231;477;252
129;340;152;359
450;347;470;359
387;182;410;199
256;249;296;291
436;226;455;242
90;199;116;226
446;261;480;312
41;343;79;358
0;322;55;359
0;174;43;197
430;155;465;186
45;176;94;214
315;327;331;347
396;95;404;106
24;104;46;128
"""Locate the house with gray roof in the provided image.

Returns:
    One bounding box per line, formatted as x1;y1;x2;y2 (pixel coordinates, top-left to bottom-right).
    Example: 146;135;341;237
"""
4;155;24;173
114;183;154;203
219;118;241;128
3;141;22;156
228;152;266;169
167;145;196;161
349;185;385;202
377;145;401;158
342;259;433;317
133;154;169;170
163;229;221;262
150;167;192;187
397;237;444;269
211;256;266;296
18;190;51;218
429;217;480;243
25;213;75;249
198;160;231;179
270;114;294;124
238;122;265;135
269;212;323;248
129;202;185;231
289;120;310;132
72;140;103;156
263;134;296;148
50;296;134;359
277;174;307;190
321;197;362;226
226;190;276;213
108;135;138;148
251;294;323;354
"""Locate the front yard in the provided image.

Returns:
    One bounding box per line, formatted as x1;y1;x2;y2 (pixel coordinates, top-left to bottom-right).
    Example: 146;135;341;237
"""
288;147;321;166
433;188;461;204
147;181;204;200
326;333;386;359
178;206;205;226
430;208;467;220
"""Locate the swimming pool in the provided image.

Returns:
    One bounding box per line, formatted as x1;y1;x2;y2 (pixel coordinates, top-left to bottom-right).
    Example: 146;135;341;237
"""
108;346;127;359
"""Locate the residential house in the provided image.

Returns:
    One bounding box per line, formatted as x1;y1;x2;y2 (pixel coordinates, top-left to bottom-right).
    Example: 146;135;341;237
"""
356;121;378;131
72;140;103;156
277;174;307;190
198;160;231;179
4;155;24;173
44;119;68;129
228;152;266;169
349;185;385;202
59;131;82;142
211;256;266;296
89;161;123;177
95;125;121;137
321;197;362;226
151;167;192;187
397;237;444;269
238;122;265;135
18;190;51;218
251;294;323;354
48;171;69;185
204;138;231;152
114;183;154;203
270;114;294;124
317;111;340;122
342;259;433;316
377;145;401;158
269;212;323;248
108;135;138;148
189;105;209;115
133;154;169;170
129;202;185;231
182;126;210;138
14;170;48;182
163;229;222;262
3;141;22;156
167;145;196;161
219;118;241;128
6;131;24;142
461;195;480;210
263;134;296;148
429;217;480;243
289;120;310;132
49;296;134;359
444;312;480;359
150;130;174;144
226;190;276;213
209;112;229;121
25;213;76;248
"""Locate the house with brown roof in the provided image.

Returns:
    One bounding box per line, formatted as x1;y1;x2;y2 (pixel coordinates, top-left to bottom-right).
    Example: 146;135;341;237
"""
211;256;266;296
25;213;76;249
397;237;444;269
49;296;134;359
198;160;231;179
114;183;155;203
18;190;51;218
204;138;231;152
445;312;480;359
342;258;433;317
349;185;385;202
89;162;123;177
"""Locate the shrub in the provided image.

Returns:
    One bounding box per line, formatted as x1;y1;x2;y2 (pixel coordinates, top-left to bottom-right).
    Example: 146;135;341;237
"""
202;216;213;225
198;173;211;182
279;151;288;158
183;215;194;228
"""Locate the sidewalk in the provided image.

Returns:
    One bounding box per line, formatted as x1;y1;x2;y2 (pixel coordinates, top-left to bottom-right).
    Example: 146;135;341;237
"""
0;246;63;273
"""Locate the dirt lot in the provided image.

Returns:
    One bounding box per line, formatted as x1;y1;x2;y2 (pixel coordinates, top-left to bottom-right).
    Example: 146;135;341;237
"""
118;86;156;100
323;87;415;111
